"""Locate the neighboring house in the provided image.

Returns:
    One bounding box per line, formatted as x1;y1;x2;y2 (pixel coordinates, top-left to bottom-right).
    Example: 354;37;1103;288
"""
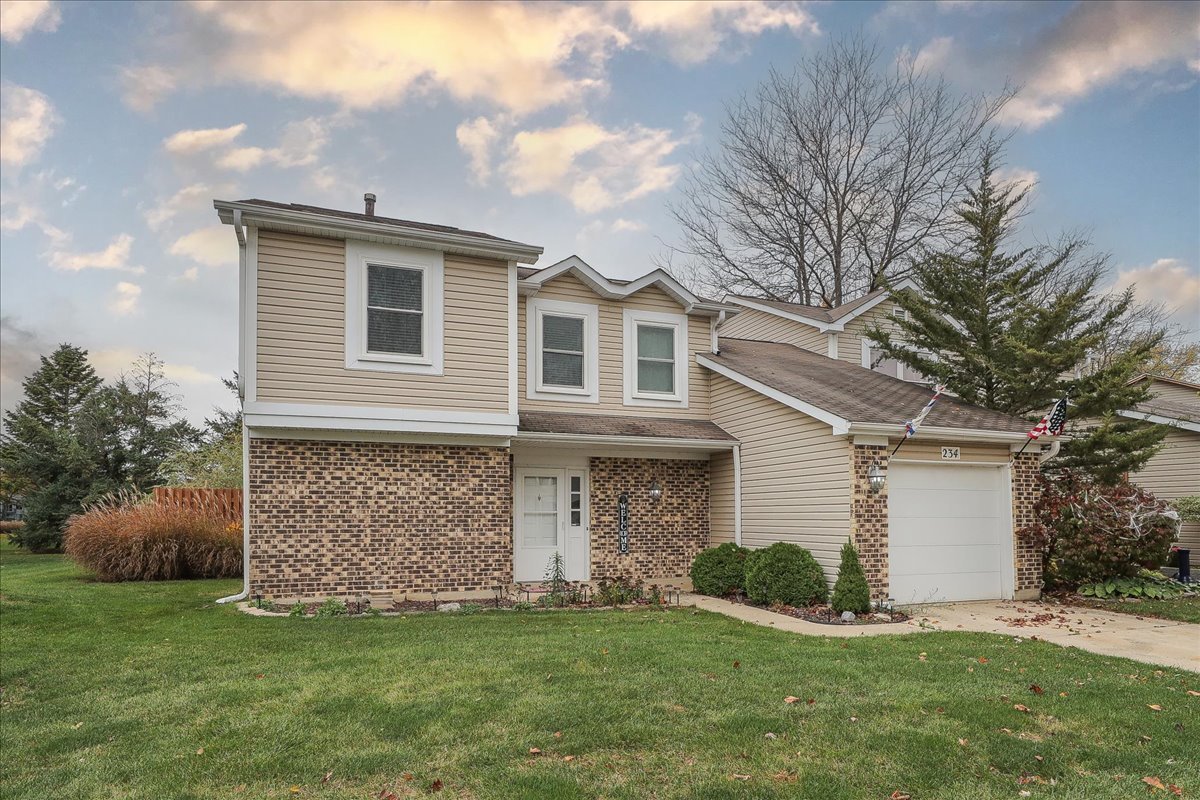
215;196;1046;606
1120;374;1200;565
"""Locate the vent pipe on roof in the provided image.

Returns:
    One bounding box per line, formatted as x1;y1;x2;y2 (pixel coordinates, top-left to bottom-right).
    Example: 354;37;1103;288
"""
364;192;376;217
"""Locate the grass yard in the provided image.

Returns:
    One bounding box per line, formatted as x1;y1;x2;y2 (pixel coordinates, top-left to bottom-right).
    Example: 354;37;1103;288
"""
1066;596;1200;625
2;545;1198;800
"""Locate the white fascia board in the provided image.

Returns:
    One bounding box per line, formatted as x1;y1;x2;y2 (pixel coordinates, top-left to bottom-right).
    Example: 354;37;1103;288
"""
1117;409;1200;433
513;431;737;451
214;200;543;264
725;296;837;331
244;401;518;436
847;421;1033;444
696;354;851;435
247;428;513;447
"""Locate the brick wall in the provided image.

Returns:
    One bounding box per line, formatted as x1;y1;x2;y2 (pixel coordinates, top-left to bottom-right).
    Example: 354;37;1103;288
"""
1011;452;1044;599
849;444;890;601
248;438;512;597
588;457;709;581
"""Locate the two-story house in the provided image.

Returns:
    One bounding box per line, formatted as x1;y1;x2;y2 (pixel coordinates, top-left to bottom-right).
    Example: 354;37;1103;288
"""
215;195;1047;606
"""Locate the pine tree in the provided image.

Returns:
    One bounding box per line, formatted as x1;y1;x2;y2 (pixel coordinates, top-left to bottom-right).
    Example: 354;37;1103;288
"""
831;543;871;614
0;345;103;551
865;152;1166;483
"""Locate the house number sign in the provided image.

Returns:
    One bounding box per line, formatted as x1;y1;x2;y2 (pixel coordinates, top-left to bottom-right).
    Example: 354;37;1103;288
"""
941;446;961;461
617;492;630;554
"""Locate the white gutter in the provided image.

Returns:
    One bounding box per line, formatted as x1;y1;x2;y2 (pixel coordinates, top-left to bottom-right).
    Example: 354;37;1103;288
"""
847;421;1032;444
513;431;738;451
1116;409;1200;433
218;212;251;605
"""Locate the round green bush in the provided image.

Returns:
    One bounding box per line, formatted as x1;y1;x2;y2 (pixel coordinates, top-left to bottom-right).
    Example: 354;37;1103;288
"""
830;542;871;614
744;542;827;607
689;542;749;597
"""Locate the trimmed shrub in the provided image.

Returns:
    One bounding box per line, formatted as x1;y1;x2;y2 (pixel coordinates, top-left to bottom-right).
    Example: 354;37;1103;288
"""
831;543;871;614
1018;470;1177;587
744;542;827;607
690;542;749;597
64;496;242;582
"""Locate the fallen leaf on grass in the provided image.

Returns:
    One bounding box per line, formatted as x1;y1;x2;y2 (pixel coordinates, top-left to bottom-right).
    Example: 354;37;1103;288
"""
784;696;800;704
1034;755;1044;763
196;748;205;755
978;657;989;664
562;755;575;763
1017;773;1044;785
1143;777;1167;791
600;648;609;655
401;773;414;781
918;653;927;662
764;732;777;740
1029;684;1044;695
1013;704;1031;713
72;722;83;730
553;731;563;739
379;792;398;800
1148;704;1163;712
429;779;443;792
730;773;751;781
289;788;300;796
807;698;815;705
529;748;542;755
772;770;797;782
889;791;911;800
1187;690;1200;697
733;660;740;669
322;772;332;784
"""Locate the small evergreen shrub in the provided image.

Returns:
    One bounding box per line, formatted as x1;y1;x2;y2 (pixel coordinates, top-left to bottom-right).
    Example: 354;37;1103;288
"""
689;542;749;597
831;542;871;614
63;494;241;581
744;542;827;607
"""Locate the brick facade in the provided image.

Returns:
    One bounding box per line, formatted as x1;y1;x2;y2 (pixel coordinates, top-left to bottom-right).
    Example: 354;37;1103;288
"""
1010;452;1044;599
849;443;1043;602
849;444;890;601
248;439;512;597
588;457;710;581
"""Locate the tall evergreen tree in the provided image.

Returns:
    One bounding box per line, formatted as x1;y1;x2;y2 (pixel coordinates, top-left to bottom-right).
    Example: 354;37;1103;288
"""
0;345;103;551
865;153;1166;484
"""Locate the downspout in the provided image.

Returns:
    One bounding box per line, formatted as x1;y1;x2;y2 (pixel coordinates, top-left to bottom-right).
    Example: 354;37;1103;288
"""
1039;439;1061;465
218;210;250;605
711;311;725;354
733;444;742;546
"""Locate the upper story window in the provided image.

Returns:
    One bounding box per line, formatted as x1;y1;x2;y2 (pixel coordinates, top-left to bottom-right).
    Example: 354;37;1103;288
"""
863;341;934;384
623;309;688;407
527;298;599;402
345;240;444;375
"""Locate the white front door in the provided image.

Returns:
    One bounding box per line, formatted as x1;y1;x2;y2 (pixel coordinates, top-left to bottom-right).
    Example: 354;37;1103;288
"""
514;468;589;582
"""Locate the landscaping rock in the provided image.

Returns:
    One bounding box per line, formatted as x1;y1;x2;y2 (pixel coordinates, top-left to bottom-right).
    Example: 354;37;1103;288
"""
437;602;461;612
840;611;856;622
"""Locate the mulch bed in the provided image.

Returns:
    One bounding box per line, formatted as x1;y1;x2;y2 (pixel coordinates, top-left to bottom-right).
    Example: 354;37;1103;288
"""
726;596;911;625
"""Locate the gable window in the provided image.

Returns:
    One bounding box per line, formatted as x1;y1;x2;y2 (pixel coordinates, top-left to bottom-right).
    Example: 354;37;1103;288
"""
623;309;688;407
527;298;599;402
345;240;444;375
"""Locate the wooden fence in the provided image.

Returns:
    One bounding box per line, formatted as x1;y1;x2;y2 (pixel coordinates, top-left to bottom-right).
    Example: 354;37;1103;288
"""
153;487;243;521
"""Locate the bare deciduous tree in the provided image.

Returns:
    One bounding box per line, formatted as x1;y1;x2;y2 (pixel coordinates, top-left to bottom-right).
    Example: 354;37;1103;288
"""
662;38;1013;306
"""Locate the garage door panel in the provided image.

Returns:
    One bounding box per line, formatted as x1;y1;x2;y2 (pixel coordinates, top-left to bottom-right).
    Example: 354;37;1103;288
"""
890;488;998;519
888;517;1000;547
891;543;1003;576
891;570;1004;604
889;466;998;491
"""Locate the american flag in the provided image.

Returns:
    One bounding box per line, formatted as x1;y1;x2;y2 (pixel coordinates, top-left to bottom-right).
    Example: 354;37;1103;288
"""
903;385;948;439
1028;396;1069;439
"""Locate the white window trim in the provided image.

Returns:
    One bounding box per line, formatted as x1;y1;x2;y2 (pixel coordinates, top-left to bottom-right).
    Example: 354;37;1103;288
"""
527;298;599;403
345;240;444;375
623;308;689;407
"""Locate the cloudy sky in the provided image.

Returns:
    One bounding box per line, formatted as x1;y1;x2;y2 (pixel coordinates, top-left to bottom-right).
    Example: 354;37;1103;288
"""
2;0;1198;424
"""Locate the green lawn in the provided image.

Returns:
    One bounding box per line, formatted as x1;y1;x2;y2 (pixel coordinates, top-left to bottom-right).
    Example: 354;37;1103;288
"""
2;545;1198;800
1068;596;1200;625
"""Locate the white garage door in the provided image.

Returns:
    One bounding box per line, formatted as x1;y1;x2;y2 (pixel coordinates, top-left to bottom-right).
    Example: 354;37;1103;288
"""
888;463;1011;604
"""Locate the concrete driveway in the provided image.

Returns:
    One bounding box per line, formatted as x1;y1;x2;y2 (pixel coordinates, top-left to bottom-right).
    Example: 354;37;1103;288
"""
910;600;1200;673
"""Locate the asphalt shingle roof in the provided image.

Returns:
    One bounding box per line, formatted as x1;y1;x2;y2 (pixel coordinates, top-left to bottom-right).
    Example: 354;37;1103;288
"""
1130;398;1200;424
704;338;1032;434
518;411;737;442
729;286;890;323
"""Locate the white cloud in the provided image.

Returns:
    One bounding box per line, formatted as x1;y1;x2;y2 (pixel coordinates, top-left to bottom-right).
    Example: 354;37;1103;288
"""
163;123;247;155
108;281;142;316
48;233;143;274
994;166;1039;194
622;0;818;65
1110;259;1200;332
120;2;814;114
1;82;58;167
501;114;699;213
179;266;199;281
911;36;954;74
88;348;220;386
144;182;232;231
457;116;502;183
612;218;647;232
0;0;61;43
169;226;235;267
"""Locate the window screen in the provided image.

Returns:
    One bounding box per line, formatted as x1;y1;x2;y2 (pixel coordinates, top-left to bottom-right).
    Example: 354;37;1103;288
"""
636;323;675;394
542;314;585;388
366;264;422;356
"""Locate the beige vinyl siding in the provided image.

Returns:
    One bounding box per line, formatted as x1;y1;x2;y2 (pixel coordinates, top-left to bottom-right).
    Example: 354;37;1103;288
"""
518;273;711;417
709;374;852;579
888;440;1012;464
841;300;902;365
1131;427;1200;563
709;450;736;545
719;308;825;352
255;230;510;411
1145;380;1200;406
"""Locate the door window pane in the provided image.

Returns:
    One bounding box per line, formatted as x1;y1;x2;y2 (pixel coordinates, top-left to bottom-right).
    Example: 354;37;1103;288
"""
542;314;585;388
569;476;582;527
523;476;558;547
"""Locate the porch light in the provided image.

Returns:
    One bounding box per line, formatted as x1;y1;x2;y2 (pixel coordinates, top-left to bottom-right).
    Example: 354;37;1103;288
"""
867;463;886;494
648;480;663;502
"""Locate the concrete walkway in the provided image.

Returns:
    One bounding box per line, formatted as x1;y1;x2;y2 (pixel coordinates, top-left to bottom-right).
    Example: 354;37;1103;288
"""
681;594;1200;672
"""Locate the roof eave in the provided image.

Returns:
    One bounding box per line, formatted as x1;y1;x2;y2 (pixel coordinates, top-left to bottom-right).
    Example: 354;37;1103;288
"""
847;421;1040;444
513;430;738;450
1116;409;1200;433
214;199;544;264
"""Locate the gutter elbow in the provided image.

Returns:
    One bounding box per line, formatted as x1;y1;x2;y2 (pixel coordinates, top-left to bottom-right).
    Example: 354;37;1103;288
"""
1039;439;1062;464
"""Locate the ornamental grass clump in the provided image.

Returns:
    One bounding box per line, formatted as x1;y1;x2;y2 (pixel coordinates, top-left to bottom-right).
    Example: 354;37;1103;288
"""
689;542;749;597
831;542;871;614
64;492;241;582
744;542;827;607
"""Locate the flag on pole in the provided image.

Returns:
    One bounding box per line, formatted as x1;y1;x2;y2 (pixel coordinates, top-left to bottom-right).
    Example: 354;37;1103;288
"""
1028;396;1069;440
903;384;948;439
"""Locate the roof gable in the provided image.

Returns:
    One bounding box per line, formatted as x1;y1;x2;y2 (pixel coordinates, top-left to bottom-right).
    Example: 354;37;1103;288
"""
725;278;919;332
518;255;734;316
